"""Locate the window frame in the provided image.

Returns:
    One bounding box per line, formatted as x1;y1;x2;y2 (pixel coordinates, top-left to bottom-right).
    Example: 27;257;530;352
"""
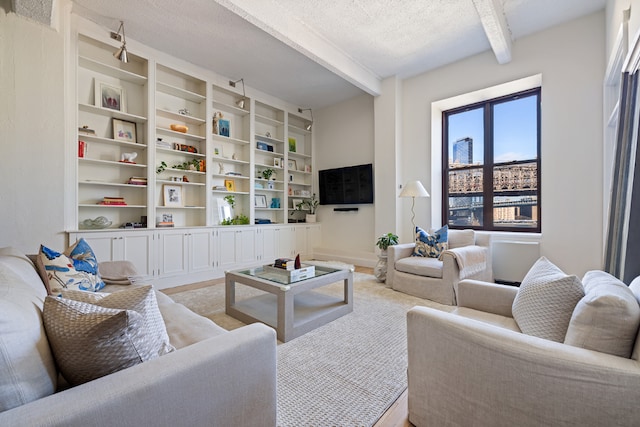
441;87;542;233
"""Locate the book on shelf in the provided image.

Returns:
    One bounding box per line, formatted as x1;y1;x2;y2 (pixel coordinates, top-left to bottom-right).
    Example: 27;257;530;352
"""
127;177;147;185
78;140;87;158
99;201;127;205
213;185;228;191
99;196;127;206
156;222;174;227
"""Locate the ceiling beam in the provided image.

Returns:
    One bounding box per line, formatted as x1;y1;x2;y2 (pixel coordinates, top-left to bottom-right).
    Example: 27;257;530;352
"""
472;0;512;64
214;0;382;96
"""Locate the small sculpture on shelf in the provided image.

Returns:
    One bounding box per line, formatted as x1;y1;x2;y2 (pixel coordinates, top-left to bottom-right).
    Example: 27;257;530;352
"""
213;111;223;135
218;162;225;174
120;152;137;163
178;108;190;116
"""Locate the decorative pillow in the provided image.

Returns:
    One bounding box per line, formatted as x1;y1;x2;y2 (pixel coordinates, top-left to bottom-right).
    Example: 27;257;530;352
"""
413;225;448;258
43;285;175;386
512;257;584;342
564;271;640;358
38;238;105;294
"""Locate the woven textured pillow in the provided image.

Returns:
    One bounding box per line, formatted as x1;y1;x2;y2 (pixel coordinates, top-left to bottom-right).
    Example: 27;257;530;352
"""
38;238;105;294
43;285;174;385
512;257;584;342
565;271;640;358
413;225;448;258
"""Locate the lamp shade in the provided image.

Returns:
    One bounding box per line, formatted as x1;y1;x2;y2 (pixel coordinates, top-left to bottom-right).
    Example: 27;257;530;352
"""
399;180;429;198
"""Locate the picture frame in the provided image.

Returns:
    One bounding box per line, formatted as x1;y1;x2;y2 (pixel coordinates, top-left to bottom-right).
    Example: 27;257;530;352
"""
288;159;298;171
163;185;183;207
292;198;303;210
288;137;297;153
304;164;312;173
255;194;268;208
215;198;232;223
257;141;268;151
213;144;224;157
224;179;235;192
112;119;137;143
219;119;230;137
95;79;126;112
289;174;294;183
274;158;282;168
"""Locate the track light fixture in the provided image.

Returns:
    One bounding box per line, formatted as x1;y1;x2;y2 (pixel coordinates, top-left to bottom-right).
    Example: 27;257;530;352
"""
298;108;313;131
110;21;128;63
229;78;246;109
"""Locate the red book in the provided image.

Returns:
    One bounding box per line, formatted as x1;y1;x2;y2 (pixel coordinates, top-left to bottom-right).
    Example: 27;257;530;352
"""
78;140;87;158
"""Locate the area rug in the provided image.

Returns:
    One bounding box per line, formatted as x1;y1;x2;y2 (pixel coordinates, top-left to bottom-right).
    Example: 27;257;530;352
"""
168;272;452;426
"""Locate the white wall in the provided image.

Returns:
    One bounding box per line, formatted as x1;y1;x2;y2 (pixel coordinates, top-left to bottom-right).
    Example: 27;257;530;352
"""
313;93;375;265
0;6;67;253
401;11;605;277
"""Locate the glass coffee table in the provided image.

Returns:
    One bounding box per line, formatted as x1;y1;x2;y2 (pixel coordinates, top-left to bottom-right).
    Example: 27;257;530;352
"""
225;264;354;342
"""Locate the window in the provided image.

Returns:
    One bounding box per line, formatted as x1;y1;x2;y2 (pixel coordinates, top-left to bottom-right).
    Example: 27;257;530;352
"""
442;88;541;232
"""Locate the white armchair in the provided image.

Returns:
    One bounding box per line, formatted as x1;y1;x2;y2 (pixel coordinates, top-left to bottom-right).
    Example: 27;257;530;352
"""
387;229;492;305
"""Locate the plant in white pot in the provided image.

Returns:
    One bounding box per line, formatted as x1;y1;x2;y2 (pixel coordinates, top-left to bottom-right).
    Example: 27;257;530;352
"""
374;232;398;282
302;193;319;223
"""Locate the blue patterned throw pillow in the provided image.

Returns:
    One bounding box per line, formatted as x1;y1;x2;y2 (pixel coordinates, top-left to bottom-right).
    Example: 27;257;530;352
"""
38;238;105;294
413;225;448;258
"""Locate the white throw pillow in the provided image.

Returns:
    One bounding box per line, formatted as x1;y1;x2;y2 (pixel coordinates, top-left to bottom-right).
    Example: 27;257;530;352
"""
565;271;640;358
43;285;175;385
512;257;584;342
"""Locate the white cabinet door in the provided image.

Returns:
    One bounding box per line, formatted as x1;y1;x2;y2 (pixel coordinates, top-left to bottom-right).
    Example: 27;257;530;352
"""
236;228;257;264
295;226;308;257
158;230;188;277
215;227;238;269
189;229;214;273
306;224;322;258
277;226;295;259
259;227;277;262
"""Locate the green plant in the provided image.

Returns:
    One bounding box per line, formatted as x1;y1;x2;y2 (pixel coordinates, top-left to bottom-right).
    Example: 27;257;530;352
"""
376;232;399;250
173;158;201;171
224;194;235;209
156;161;168;174
261;168;275;180
221;213;250;225
304;193;319;214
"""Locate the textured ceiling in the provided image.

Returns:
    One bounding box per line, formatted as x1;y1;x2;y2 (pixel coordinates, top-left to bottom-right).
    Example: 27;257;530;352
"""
63;0;606;109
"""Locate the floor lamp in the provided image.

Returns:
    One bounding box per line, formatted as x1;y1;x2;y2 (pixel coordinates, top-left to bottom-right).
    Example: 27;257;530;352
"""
399;180;430;240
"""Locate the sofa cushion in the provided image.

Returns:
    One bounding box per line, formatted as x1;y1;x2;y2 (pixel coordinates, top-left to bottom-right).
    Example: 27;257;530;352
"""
395;256;443;278
413;225;448;258
565;271;640;358
43;285;174;385
512;257;584;342
448;229;475;249
38;239;105;294
0;250;57;412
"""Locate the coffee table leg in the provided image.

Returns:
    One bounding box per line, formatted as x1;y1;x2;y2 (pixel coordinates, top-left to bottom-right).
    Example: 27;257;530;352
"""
344;274;353;304
225;275;236;312
277;290;294;342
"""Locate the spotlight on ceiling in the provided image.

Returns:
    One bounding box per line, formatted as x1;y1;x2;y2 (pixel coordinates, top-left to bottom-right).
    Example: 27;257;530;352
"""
110;21;128;63
229;78;246;109
298;108;313;131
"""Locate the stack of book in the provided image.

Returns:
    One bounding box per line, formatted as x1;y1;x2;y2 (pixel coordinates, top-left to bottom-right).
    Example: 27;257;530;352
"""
156;139;173;150
78;140;88;158
99;197;126;206
127;176;147;186
157;214;174;228
156;220;174;228
274;258;295;270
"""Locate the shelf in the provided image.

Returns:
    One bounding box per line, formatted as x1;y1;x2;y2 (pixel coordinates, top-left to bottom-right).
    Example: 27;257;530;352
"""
79;56;147;85
212;190;250;195
157;147;206;158
156;108;206;125
255;113;284;127
254;152;283;161
160;167;206;175
212;173;249;180
288;124;312;135
289;182;312;187
212;100;250;116
212;134;250;145
212;155;249;165
79;158;147;169
255;134;284;145
157;179;205;187
79;181;147;188
79;203;146;208
288;151;311;159
255;188;283;194
77;134;147;149
156;127;205;142
157;82;206;103
255;207;283;211
79;103;147;124
156;206;205;210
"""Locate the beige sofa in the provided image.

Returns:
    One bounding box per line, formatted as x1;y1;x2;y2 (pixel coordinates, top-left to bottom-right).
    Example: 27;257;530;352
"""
407;274;640;426
0;247;277;426
387;229;493;305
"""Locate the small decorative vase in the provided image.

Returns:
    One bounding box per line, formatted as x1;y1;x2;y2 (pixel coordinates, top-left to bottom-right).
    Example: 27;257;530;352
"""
374;250;388;282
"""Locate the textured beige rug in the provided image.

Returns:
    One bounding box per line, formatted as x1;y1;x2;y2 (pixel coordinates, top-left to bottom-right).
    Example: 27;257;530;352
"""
169;272;452;427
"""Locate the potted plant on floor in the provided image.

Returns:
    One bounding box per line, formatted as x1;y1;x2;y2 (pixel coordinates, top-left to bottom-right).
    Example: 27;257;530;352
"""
374;232;398;282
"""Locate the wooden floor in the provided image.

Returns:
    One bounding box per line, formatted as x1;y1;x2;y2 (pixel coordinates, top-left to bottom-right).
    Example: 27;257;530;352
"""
162;265;413;426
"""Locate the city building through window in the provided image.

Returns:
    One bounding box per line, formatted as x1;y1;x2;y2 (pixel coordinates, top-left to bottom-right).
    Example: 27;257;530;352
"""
442;87;541;232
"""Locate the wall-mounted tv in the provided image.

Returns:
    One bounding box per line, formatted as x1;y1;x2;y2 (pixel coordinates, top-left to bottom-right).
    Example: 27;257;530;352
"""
318;163;374;205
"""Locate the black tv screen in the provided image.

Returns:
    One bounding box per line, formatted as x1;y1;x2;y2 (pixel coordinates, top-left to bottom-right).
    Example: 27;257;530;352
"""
318;164;374;205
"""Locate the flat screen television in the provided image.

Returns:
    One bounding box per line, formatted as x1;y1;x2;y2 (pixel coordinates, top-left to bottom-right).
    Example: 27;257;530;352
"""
318;163;374;205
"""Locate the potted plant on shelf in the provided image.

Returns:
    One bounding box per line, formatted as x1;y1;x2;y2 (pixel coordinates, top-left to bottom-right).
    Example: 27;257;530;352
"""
261;168;275;180
303;193;319;223
374;232;398;282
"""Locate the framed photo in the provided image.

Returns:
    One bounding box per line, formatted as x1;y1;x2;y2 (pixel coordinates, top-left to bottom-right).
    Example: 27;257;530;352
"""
288;137;297;153
224;179;235;192
112;119;137;143
289;174;294;183
219;119;230;137
163;185;183;207
292;199;303;209
95;79;126;112
288;159;298;171
304;164;312;173
213;144;224;157
274;158;282;168
255;194;267;208
257;141;268;151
